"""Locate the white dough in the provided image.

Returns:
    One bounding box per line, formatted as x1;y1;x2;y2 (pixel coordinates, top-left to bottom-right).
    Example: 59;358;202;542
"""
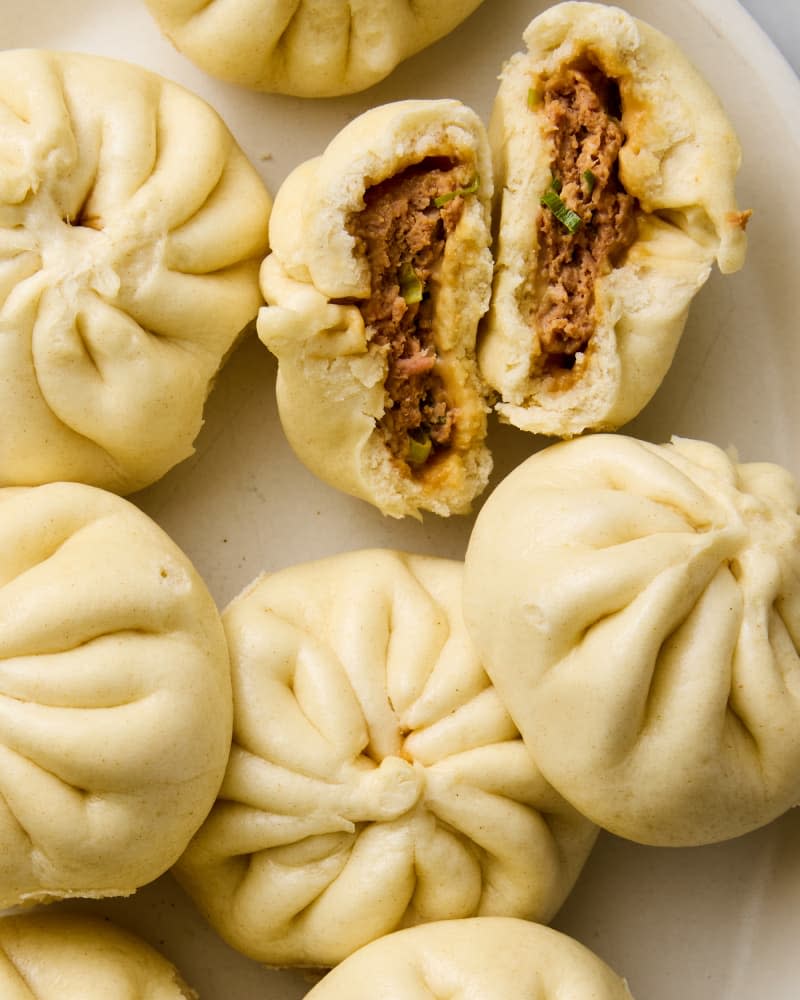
304;917;635;999
174;550;597;967
0;482;232;907
464;434;800;846
0;912;197;999
144;0;486;97
0;49;271;494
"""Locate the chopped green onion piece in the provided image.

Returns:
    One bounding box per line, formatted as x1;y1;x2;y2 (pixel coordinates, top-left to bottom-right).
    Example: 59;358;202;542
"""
399;262;423;304
432;175;479;208
582;169;596;194
540;188;583;234
407;432;432;465
549;175;562;194
527;87;540;109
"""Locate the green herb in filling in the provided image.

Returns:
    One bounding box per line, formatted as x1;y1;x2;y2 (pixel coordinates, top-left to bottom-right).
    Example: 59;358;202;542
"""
398;261;423;304
406;431;432;465
432;175;479;208
540;187;582;234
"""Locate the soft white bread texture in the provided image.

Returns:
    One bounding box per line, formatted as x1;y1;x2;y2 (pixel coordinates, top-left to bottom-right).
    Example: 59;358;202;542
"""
464;434;800;846
483;2;748;436
173;550;597;967
0;49;271;494
0;912;197;999
304;918;635;999
257;100;494;519
0;482;232;907
144;0;485;97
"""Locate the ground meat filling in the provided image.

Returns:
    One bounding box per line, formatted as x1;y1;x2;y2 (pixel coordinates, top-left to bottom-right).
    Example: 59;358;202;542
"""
532;60;639;374
347;158;472;469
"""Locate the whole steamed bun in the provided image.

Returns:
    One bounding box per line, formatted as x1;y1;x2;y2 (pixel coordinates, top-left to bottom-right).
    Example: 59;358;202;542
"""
0;911;197;999
0;49;271;494
304;918;634;1000
0;482;232;908
464;434;800;846
144;0;486;97
174;550;597;967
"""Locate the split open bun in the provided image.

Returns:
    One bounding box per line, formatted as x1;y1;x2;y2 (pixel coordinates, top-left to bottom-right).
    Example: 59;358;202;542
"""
0;912;197;999
0;482;232;907
174;550;597;967
304;918;634;1000
481;2;749;436
464;434;800;846
144;0;486;97
0;49;271;494
257;100;494;519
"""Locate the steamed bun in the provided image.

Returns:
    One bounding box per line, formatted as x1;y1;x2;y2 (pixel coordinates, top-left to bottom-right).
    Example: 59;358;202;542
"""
464;434;800;846
144;0;486;97
304;918;634;999
0;482;232;907
174;550;597;967
0;911;197;998
0;49;271;494
257;100;494;519
482;2;748;436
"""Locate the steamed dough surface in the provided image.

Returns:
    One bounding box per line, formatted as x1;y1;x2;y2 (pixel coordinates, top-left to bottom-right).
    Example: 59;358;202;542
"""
304;917;635;999
0;482;232;907
144;0;486;96
0;911;197;999
464;435;800;846
174;550;597;966
0;49;271;493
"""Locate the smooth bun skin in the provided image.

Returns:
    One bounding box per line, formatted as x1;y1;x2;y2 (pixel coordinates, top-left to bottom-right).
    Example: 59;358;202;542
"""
0;912;197;999
257;100;494;519
305;918;635;999
144;0;485;97
464;434;800;846
0;49;271;494
174;550;597;967
0;483;232;907
482;2;748;436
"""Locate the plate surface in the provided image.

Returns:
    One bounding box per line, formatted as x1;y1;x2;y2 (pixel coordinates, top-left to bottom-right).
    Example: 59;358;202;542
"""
2;1;799;998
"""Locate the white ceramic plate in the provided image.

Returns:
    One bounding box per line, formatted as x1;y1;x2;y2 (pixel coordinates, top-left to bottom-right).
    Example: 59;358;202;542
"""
3;1;799;997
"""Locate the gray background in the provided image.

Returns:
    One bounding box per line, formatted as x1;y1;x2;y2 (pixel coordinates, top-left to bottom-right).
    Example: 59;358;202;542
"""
741;0;799;74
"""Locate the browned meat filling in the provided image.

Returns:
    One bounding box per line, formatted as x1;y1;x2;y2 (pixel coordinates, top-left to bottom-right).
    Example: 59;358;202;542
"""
533;60;639;373
347;158;473;468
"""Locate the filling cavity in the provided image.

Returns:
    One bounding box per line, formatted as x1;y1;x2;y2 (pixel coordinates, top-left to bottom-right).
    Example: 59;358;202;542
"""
347;158;475;469
532;60;639;375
